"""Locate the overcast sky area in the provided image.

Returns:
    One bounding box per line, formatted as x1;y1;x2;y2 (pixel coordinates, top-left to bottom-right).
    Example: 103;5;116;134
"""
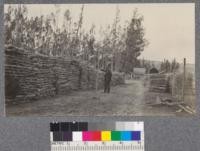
5;3;195;64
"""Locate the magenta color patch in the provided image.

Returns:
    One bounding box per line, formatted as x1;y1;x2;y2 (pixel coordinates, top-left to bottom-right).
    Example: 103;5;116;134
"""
82;131;92;141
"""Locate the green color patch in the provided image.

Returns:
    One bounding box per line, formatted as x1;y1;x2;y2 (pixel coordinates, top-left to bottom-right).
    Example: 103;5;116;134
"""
111;131;121;141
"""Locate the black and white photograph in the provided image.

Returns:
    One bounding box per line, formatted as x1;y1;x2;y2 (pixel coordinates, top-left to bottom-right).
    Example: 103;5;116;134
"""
4;3;195;116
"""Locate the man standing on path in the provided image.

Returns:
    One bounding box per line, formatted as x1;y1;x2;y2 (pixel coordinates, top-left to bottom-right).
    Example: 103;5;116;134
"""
104;64;112;93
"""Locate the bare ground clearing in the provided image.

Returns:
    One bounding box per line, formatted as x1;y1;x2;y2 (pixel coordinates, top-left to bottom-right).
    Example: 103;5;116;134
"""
6;80;188;116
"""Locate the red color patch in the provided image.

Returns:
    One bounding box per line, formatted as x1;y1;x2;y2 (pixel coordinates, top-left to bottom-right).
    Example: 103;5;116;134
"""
91;131;101;141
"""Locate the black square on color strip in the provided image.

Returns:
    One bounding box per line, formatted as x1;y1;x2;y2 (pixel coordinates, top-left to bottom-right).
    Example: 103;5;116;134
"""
70;122;78;131
50;123;54;131
60;122;69;131
78;122;88;131
53;132;62;141
50;123;60;131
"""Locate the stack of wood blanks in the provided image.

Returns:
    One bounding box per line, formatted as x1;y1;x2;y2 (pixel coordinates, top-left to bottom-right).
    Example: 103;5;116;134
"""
5;45;125;104
148;74;171;93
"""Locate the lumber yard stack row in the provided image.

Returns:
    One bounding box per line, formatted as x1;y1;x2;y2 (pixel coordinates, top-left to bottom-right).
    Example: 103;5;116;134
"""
5;45;124;104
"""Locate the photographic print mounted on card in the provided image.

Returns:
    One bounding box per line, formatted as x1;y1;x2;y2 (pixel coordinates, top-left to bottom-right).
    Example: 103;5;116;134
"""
4;3;195;116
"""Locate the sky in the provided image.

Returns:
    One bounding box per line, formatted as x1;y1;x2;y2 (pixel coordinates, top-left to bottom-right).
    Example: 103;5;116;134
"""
4;3;195;64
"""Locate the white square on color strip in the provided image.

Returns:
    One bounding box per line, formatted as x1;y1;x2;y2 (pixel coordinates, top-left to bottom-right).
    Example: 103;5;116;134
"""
73;132;82;141
134;122;144;131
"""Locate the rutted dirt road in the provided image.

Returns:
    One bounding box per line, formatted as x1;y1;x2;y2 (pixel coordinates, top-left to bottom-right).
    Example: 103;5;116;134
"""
6;79;179;116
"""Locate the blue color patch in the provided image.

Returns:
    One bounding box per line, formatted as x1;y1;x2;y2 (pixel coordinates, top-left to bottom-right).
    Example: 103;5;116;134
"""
131;131;141;141
121;131;132;141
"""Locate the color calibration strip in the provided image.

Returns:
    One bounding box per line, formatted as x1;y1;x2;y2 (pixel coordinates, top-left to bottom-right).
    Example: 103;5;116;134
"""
50;121;144;151
51;130;141;142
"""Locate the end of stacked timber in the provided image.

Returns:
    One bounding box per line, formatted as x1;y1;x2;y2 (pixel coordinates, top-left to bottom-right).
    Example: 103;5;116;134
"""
148;74;171;93
5;45;125;104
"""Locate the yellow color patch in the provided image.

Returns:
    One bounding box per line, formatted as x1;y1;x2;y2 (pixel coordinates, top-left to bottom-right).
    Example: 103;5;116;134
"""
101;131;111;141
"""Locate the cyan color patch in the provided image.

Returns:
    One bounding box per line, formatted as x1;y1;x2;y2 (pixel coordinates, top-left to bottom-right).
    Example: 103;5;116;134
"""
121;131;132;141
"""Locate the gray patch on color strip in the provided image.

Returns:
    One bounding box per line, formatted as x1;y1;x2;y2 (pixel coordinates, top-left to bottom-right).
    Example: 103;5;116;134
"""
88;122;116;130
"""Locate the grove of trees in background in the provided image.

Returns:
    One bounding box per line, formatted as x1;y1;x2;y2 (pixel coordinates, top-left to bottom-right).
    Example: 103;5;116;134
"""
4;4;148;73
160;59;180;73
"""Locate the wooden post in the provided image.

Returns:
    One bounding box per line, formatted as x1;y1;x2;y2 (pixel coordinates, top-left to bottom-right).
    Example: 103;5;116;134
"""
111;53;114;72
172;71;175;97
95;50;99;92
182;58;186;102
16;4;22;47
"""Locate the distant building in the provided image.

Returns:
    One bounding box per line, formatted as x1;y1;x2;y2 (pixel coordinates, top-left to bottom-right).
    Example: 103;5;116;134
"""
149;68;159;74
133;68;146;79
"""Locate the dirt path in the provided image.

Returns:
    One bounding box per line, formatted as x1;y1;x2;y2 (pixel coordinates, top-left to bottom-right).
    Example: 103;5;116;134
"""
6;79;179;116
6;80;145;116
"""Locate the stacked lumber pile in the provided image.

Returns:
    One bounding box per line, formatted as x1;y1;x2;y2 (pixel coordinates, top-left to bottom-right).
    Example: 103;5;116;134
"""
148;74;171;93
5;46;57;103
172;73;195;108
5;45;125;104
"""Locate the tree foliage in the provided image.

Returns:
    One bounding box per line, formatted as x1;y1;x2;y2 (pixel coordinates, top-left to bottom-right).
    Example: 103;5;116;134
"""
160;59;180;73
4;5;148;73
